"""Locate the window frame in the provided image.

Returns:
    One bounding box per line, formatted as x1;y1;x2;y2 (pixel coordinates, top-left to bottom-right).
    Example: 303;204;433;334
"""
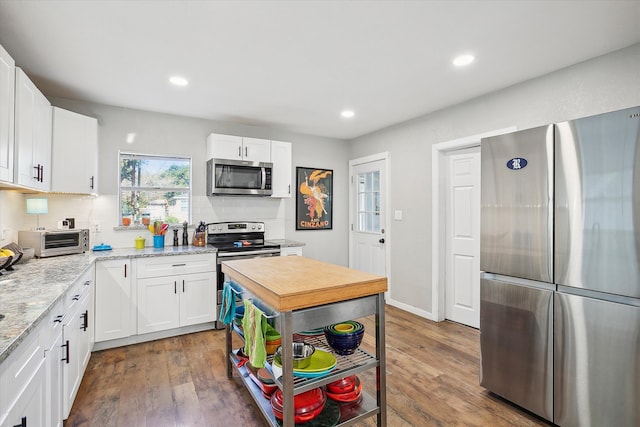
117;151;193;226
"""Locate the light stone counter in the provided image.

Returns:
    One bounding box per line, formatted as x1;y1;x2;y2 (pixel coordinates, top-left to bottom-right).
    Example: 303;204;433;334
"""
0;245;217;364
266;239;305;248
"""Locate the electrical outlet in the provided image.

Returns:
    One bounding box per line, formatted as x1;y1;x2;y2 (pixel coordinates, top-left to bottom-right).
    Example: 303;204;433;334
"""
92;221;101;233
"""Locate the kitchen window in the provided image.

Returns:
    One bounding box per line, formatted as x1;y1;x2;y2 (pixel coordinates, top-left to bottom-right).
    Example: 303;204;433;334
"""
118;152;192;226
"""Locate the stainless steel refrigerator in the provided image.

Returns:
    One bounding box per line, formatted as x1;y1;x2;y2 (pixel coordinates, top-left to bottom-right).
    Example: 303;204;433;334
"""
479;106;640;426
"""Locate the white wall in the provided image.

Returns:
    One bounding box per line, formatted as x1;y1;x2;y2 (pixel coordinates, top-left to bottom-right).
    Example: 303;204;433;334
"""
349;43;640;317
0;101;351;265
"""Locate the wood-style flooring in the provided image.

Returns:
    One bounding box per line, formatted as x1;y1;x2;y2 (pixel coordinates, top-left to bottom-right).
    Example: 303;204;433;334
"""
64;305;551;426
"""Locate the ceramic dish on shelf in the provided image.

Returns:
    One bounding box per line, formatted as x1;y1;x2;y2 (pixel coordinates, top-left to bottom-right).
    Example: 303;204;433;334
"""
325;377;363;403
273;349;337;377
324;321;365;355
326;375;358;394
294;327;325;337
325;320;363;335
291;368;338;379
270;388;326;423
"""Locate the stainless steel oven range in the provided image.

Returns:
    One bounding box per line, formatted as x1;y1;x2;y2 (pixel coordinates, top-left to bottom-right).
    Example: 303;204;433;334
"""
207;221;280;329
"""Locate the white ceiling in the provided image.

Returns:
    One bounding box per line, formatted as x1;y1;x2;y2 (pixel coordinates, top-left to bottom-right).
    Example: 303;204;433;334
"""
0;1;638;140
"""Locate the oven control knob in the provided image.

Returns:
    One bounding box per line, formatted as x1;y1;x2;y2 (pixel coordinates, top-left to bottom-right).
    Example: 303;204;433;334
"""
257;224;263;230
251;225;256;230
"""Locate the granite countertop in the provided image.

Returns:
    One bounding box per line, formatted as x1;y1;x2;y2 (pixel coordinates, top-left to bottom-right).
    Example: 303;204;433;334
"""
266;239;305;247
0;245;217;364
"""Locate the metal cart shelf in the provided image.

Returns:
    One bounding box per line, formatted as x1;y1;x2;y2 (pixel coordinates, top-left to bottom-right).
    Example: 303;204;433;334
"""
225;289;387;427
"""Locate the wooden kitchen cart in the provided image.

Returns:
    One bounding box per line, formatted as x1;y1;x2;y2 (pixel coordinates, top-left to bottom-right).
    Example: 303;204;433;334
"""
222;256;388;427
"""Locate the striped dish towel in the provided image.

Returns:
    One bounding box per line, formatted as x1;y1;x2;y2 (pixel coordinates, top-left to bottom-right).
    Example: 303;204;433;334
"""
242;299;267;368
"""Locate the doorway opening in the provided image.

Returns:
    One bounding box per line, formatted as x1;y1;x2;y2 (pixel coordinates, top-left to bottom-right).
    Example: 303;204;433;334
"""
431;127;516;327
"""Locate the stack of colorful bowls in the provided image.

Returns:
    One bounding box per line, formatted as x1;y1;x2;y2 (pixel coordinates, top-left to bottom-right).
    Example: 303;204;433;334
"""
325;375;363;403
256;367;277;398
270;388;326;423
323;321;365;355
264;328;281;355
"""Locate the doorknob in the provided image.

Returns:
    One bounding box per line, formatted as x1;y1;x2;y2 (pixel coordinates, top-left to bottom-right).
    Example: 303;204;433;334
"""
379;238;385;244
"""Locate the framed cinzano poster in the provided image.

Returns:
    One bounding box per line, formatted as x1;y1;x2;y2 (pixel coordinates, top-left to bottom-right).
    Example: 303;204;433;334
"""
296;167;333;230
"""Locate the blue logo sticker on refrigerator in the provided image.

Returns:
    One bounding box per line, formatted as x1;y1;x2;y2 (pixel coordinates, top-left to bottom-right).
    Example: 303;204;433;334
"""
506;158;527;170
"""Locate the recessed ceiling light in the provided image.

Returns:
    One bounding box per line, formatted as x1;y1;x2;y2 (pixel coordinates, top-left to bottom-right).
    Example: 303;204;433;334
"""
169;75;189;86
341;110;355;118
453;54;475;67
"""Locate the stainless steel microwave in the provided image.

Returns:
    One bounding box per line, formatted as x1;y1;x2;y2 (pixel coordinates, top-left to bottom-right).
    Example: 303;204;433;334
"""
18;229;90;258
206;158;273;196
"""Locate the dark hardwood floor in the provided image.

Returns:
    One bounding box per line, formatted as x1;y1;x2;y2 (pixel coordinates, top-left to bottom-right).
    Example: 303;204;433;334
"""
65;305;551;426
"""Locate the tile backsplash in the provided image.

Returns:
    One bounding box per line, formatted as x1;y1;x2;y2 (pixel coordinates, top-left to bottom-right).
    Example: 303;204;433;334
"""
0;190;285;249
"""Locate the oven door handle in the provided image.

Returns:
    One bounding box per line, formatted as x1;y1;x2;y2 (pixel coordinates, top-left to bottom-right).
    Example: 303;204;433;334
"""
216;249;281;259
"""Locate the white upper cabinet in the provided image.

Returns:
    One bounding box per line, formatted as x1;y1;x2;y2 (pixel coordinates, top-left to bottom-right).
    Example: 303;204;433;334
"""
0;44;15;183
14;67;52;191
51;107;98;194
270;140;292;198
207;133;271;163
241;137;271;162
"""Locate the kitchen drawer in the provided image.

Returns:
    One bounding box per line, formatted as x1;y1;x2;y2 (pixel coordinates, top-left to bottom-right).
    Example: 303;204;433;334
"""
136;254;215;279
42;299;65;350
0;322;45;420
65;266;93;311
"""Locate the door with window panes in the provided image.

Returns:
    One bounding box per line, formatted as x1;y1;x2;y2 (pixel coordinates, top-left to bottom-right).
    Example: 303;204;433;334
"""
351;159;386;278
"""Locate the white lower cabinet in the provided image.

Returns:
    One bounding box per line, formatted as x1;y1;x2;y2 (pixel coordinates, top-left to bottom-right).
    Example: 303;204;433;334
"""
137;275;180;333
62;266;94;419
44;300;65;427
138;272;216;334
280;246;303;256
95;259;132;342
0;361;46;427
0;327;46;427
45;325;63;427
136;255;216;335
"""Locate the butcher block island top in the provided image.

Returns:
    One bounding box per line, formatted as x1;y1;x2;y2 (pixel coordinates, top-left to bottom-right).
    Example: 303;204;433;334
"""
221;256;387;312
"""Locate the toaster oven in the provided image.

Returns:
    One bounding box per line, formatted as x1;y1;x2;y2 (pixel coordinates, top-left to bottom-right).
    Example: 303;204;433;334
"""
18;229;90;258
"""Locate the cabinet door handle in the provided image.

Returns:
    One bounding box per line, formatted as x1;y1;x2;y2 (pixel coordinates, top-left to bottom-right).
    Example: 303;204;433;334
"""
288;184;291;195
84;280;91;286
124;264;127;278
174;281;177;294
238;146;242;158
33;165;40;181
62;340;70;364
81;310;88;331
172;263;186;267
40;165;44;182
182;280;185;293
72;294;80;301
90;176;94;190
245;146;248;158
54;314;64;323
13;416;26;427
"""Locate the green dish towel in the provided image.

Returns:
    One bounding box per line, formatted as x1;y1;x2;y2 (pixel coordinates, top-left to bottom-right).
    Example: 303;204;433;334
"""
242;299;267;368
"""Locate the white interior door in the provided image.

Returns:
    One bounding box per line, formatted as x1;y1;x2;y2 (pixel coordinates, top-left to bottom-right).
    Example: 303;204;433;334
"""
350;158;387;279
445;147;480;327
